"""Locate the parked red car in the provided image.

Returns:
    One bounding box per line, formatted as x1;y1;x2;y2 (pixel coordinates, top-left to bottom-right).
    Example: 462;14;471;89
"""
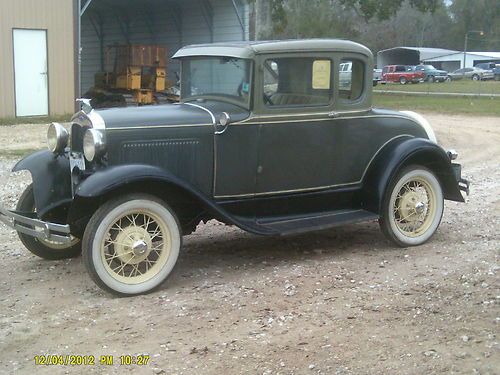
381;65;425;84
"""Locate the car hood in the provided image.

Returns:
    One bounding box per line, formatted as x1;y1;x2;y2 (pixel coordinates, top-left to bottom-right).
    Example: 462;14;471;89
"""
95;102;250;130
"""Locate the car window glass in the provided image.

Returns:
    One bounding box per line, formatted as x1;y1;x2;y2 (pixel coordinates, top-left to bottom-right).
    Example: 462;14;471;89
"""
182;57;251;104
263;58;332;107
339;58;364;101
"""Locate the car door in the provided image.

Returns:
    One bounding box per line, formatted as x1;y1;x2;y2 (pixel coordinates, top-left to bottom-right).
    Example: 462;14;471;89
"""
255;55;336;198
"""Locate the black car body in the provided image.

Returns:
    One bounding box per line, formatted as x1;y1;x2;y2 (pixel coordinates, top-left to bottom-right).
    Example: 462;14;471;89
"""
0;39;469;296
414;65;449;82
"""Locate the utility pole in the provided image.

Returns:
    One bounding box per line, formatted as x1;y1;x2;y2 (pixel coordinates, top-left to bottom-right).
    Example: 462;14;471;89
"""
463;30;484;70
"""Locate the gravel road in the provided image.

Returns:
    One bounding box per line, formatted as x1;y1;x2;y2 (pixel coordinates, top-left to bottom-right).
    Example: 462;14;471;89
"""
0;114;498;375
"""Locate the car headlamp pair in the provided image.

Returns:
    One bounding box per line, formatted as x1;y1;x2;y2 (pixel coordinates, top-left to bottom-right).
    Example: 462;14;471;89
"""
47;123;105;161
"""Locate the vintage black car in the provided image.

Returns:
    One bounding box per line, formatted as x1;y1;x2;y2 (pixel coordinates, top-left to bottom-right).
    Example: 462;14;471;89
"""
0;40;469;296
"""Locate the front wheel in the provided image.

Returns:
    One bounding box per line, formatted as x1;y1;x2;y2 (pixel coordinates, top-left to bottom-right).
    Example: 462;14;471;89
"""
472;74;480;81
399;76;407;84
379;167;444;247
82;194;182;296
16;184;81;260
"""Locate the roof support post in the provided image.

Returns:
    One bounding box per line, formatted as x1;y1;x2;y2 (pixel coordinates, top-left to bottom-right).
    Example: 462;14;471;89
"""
80;0;93;16
200;0;213;42
168;1;183;47
89;14;105;71
231;0;246;40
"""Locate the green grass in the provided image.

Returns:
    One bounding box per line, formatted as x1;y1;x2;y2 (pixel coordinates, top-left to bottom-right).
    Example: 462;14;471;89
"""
0;114;72;126
373;92;500;116
374;79;500;95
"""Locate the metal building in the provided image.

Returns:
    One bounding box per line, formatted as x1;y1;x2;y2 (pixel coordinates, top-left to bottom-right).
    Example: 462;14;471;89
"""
0;0;250;118
423;51;500;72
377;46;500;72
0;0;77;118
376;47;458;69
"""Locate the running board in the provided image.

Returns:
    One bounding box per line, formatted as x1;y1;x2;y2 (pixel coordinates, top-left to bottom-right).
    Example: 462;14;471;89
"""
255;209;379;236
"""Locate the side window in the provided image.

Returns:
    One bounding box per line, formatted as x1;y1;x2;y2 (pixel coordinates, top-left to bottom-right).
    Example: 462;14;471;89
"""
263;57;332;107
339;58;365;101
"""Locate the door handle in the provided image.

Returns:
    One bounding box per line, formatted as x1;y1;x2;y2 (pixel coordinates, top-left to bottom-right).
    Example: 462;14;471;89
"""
214;112;231;135
214;123;229;135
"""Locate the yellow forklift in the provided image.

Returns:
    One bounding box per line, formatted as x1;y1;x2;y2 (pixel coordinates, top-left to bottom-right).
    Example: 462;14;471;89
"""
86;44;174;107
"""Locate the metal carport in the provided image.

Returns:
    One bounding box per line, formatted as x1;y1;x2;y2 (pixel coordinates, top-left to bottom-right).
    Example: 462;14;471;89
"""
376;47;458;69
77;0;249;95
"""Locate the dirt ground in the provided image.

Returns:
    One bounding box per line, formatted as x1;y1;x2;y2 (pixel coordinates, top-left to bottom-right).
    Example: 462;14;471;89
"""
0;114;498;375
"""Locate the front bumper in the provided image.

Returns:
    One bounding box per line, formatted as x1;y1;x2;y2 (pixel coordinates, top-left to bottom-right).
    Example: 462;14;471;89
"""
0;206;72;244
451;163;470;196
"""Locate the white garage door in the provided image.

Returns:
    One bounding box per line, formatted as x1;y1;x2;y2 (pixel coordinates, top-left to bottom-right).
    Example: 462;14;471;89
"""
13;29;49;117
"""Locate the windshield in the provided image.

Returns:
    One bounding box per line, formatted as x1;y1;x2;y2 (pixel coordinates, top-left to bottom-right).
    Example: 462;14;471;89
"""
424;65;436;70
181;57;252;106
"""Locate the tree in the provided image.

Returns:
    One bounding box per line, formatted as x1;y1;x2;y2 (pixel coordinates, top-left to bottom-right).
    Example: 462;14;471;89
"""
447;0;500;51
338;0;440;20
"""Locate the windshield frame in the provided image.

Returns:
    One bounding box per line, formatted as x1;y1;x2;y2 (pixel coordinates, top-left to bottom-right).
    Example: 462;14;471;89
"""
180;56;254;109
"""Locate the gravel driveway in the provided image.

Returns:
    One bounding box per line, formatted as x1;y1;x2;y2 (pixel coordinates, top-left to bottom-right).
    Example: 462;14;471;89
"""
0;114;498;375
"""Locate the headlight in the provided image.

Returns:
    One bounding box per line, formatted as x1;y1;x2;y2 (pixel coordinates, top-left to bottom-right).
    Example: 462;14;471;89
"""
47;123;69;154
83;128;106;162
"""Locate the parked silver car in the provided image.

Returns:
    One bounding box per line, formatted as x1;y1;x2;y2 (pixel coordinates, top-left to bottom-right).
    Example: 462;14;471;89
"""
448;67;494;81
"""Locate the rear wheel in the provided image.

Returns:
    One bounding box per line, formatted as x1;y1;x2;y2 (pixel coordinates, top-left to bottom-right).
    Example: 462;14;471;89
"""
428;75;435;83
82;194;181;296
472;74;480;81
399;76;407;84
379;166;444;247
16;184;81;260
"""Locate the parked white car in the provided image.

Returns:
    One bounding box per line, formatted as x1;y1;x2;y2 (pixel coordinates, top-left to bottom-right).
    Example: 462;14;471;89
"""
448;67;494;81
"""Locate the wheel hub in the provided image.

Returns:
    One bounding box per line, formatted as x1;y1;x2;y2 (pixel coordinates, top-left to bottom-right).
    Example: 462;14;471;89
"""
399;191;422;221
114;226;152;265
415;201;426;214
132;240;148;256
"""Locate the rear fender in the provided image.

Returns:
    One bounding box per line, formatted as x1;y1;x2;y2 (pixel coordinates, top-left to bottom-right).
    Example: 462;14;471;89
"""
361;137;464;214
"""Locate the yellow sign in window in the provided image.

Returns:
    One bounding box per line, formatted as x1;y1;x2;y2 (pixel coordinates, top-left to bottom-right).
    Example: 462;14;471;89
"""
312;60;331;89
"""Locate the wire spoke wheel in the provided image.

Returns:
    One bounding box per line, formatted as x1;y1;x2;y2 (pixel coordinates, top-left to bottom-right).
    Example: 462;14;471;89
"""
380;167;444;247
83;195;181;296
392;178;435;237
101;211;171;284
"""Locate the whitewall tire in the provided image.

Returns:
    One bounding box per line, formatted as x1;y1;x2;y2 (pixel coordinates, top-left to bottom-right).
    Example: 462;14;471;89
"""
379;166;444;247
82;194;181;296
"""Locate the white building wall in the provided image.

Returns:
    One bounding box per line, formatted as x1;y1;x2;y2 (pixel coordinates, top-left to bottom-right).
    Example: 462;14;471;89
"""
424;52;500;69
80;0;249;94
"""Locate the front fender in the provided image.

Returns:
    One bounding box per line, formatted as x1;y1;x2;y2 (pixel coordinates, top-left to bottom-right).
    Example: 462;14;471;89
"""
69;164;274;237
362;137;464;214
13;150;72;219
74;164;205;199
